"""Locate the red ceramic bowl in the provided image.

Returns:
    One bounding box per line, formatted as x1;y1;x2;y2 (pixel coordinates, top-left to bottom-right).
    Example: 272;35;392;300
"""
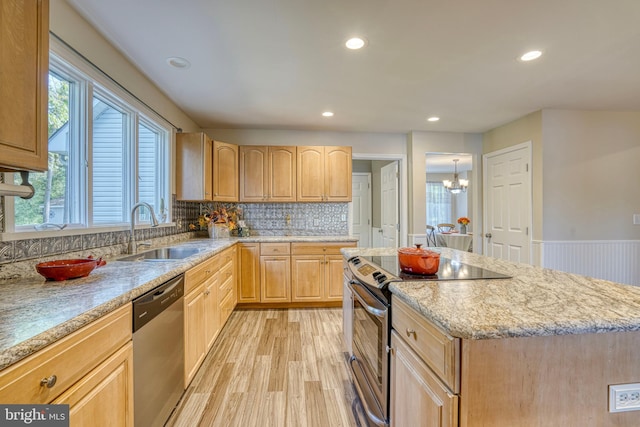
36;257;106;281
397;244;440;275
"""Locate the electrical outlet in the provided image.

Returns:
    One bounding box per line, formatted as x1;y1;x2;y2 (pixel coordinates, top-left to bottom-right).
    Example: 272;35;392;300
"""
609;384;640;412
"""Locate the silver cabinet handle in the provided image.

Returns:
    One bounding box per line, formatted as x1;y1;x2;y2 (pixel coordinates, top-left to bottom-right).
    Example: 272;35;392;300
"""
40;375;57;388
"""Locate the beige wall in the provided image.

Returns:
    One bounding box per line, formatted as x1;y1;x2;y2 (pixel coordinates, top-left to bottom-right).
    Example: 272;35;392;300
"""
409;131;483;235
51;0;199;133
542;110;640;240
482;111;543;240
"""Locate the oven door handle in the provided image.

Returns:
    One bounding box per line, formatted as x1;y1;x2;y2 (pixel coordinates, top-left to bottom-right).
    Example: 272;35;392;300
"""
349;281;388;318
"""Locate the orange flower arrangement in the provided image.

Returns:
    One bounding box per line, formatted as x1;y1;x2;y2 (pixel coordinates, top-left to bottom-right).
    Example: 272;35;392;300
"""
457;217;470;226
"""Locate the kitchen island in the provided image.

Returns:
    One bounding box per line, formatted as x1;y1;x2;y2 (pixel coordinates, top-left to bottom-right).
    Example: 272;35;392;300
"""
342;246;640;427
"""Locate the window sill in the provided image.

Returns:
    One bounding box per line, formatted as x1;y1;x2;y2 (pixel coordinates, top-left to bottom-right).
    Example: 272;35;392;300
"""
0;223;176;242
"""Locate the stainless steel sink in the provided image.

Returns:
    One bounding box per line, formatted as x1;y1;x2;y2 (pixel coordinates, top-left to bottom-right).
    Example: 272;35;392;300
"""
117;247;200;262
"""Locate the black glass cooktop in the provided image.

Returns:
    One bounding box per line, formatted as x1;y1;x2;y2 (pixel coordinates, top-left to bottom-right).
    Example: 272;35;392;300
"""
362;255;511;282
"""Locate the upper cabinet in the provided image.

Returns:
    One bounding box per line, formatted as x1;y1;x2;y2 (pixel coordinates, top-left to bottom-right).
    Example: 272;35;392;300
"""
213;140;239;202
239;146;296;202
297;146;352;202
176;134;238;202
176;132;213;201
0;0;49;172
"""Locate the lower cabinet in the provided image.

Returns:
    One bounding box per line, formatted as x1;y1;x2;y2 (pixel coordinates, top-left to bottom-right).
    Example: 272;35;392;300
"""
238;241;356;305
390;331;458;427
238;243;260;302
291;243;355;302
54;343;134;426
0;304;133;425
184;247;237;387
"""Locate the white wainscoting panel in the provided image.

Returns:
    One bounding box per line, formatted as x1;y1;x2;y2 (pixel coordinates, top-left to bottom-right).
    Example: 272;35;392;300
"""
542;240;640;286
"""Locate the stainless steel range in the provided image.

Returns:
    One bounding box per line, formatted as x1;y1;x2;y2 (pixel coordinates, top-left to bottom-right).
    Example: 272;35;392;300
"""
344;254;510;427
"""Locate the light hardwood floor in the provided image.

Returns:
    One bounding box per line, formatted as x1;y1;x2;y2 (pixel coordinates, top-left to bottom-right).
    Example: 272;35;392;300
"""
166;308;362;427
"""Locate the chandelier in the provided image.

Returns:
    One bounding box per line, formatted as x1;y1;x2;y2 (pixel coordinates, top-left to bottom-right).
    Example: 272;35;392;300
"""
443;159;468;194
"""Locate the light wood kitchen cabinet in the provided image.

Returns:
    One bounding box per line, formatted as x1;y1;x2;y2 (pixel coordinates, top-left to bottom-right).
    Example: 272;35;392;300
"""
238;243;261;302
390;331;458;427
53;343;134;426
218;245;237;326
213;140;239;201
0;0;49;172
184;256;219;386
297;146;352;202
260;243;291;302
0;304;133;424
239;146;297;202
390;295;640;426
291;242;356;302
176;132;213;201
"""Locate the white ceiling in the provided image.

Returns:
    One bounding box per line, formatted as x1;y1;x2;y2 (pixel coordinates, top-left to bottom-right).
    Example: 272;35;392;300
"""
65;0;640;134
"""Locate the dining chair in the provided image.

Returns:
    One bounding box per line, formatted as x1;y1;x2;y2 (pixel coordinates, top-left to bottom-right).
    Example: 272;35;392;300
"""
437;223;456;232
426;225;436;246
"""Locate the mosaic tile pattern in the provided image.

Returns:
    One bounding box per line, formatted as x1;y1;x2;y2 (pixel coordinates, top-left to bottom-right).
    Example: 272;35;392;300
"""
0;194;348;264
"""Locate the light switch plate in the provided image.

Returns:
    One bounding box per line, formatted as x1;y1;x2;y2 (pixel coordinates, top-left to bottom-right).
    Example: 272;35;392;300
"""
633;214;640;225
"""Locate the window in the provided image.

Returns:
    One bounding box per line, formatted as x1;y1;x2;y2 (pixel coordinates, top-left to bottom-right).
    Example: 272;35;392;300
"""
9;44;171;233
426;181;452;226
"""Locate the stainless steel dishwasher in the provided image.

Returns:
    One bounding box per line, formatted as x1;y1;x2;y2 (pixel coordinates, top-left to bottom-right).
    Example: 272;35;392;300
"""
133;274;185;427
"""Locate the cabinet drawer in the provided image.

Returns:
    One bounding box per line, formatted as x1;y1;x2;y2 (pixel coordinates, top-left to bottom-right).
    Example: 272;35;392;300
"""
0;304;132;404
291;242;355;255
185;256;217;294
219;246;235;268
392;296;460;392
218;260;234;284
219;274;234;302
260;243;290;256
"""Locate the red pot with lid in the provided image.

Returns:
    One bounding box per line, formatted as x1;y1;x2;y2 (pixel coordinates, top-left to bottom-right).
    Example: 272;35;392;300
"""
397;244;440;275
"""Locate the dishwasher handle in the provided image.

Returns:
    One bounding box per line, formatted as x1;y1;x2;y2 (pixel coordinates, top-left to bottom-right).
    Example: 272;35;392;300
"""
133;274;184;333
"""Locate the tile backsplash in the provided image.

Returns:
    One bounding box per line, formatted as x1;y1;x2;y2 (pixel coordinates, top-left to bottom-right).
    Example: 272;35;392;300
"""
0;193;348;266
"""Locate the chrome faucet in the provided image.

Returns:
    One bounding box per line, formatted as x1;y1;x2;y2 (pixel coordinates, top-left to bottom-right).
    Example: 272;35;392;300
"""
128;202;160;254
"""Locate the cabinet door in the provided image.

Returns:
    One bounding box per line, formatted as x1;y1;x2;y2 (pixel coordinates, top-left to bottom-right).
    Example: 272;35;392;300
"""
296;146;325;201
204;275;220;351
54;342;134;427
260;256;291;302
238;243;261;302
239;146;268;202
269;146;297;201
390;331;458;427
176;133;213;201
325;146;352;201
213;140;238;201
324;255;344;301
184;286;206;387
0;0;49;172
291;255;324;302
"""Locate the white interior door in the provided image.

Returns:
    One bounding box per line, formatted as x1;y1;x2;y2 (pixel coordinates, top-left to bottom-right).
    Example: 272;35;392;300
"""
483;143;532;263
381;162;399;248
351;173;372;247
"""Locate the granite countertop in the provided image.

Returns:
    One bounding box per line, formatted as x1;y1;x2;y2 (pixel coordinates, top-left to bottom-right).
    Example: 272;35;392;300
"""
0;235;357;371
342;247;640;340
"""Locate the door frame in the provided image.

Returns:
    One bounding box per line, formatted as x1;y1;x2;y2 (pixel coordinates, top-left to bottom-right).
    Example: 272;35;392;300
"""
349;172;372;247
352;153;408;248
482;141;533;263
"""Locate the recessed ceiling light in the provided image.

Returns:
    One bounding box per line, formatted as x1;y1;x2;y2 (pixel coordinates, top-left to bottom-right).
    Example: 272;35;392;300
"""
345;37;366;50
166;57;191;69
322;111;334;117
519;50;543;62
427;116;440;122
